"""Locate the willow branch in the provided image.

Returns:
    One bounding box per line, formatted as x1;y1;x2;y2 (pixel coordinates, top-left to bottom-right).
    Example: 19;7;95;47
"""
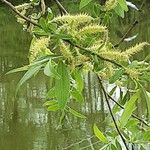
106;90;150;127
98;77;129;150
65;39;122;68
54;0;68;15
1;0;40;27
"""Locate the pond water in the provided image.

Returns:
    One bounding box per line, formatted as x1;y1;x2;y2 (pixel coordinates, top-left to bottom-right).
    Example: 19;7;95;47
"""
0;1;150;150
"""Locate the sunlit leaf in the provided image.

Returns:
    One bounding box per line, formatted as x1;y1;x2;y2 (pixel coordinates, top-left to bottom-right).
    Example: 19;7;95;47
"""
67;107;86;119
72;69;84;92
43;100;57;106
47;103;60;111
44;60;60;79
118;0;128;11
114;3;125;18
71;88;84;103
93;124;108;143
120;91;140;127
55;61;70;109
79;0;92;9
126;1;139;11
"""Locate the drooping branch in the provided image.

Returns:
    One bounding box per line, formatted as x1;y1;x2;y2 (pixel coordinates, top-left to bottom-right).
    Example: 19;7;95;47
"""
1;0;40;27
98;77;129;150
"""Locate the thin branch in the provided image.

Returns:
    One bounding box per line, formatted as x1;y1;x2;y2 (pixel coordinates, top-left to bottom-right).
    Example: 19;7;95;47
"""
41;0;46;15
65;39;123;68
1;0;40;27
114;0;146;47
106;92;150;127
98;77;129;150
54;0;68;15
114;20;138;47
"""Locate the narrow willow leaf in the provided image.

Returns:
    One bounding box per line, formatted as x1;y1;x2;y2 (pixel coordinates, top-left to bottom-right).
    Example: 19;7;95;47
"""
44;60;60;79
6;65;29;74
47;104;60;111
43;100;57;107
73;69;84;92
109;86;117;96
126;1;139;10
141;89;150;116
55;62;70;109
67;107;86;119
115;140;122;150
71;88;84;103
114;3;125;18
120;91;139;127
118;0;128;11
109;69;124;84
16;65;42;94
138;82;150;116
46;87;55;99
93;124;108;143
79;0;92;9
110;144;117;150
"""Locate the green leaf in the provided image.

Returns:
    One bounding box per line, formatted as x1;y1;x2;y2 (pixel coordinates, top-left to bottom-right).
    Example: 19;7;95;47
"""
110;144;117;150
114;3;125;18
16;65;42;94
44;60;60;79
118;0;128;12
47;103;60;111
46;87;55;99
72;69;84;92
109;69;124;84
55;61;70;109
79;0;92;9
109;86;117;96
120;91;140;127
139;83;150;116
71;88;84;103
6;65;29;74
93;124;108;143
115;140;122;150
67;107;86;119
43;100;57;106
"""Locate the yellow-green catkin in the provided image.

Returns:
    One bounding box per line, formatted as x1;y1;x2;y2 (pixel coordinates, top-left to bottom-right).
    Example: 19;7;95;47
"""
123;42;149;57
29;37;50;62
105;0;118;11
79;24;107;35
51;14;93;26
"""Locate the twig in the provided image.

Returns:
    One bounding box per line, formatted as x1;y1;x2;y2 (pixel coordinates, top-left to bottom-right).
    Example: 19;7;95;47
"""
65;39;122;68
98;77;129;150
1;0;40;27
41;0;46;15
114;20;138;47
106;92;150;127
114;0;146;47
54;0;68;14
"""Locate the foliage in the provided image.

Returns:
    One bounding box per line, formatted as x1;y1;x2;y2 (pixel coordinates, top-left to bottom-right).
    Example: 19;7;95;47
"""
4;0;150;149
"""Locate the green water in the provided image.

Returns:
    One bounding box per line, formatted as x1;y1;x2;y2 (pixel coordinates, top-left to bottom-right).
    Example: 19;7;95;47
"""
0;2;150;150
